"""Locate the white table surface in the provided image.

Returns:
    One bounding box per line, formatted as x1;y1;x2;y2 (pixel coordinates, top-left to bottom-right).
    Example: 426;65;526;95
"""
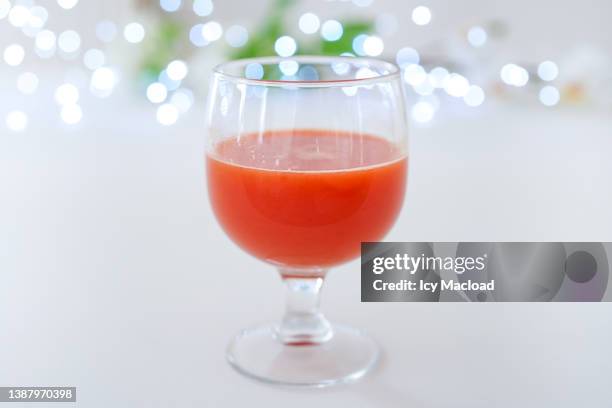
1;98;611;407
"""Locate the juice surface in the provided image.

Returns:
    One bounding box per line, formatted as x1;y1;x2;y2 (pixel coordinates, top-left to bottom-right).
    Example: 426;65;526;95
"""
207;129;407;268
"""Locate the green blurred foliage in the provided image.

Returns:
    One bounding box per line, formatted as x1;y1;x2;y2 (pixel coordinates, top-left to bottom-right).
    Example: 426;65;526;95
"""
231;0;296;59
141;20;183;81
139;0;374;82
230;0;374;59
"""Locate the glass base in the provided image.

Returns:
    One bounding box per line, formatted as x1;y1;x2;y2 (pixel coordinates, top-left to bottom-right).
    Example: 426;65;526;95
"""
226;324;380;387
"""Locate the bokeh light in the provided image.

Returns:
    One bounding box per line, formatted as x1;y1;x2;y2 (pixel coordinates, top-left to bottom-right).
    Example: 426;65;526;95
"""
245;63;264;80
298;65;319;81
146;82;168;104
90;67;117;97
157;69;179;91
0;0;11;20
170;89;194;113
331;60;350;76
167;60;188;81
58;30;81;53
279;60;299;76
537;61;559;81
429;67;449;88
403;64;427;86
202;21;223;42
444;73;470;97
124;22;145;44
6;110;28;132
464;85;485;106
321;20;343;41
189;24;208;47
23;6;48;37
0;0;577;131
160;0;181;12
299;12;320;34
28;7;48;27
412;6;432;26
467;26;487;47
83;49;105;70
225;25;248;48
352;0;373;6
54;83;80;105
274;36;297;57
17;72;39;95
396;47;420;67
412;101;435;123
363;36;384;57
8;5;30;27
3;44;25;66
157;103;179;125
193;0;213;17
35;30;56;50
539;85;560;106
35;30;56;58
352;34;368;56
501;63;529;87
60;104;82;124
57;0;79;10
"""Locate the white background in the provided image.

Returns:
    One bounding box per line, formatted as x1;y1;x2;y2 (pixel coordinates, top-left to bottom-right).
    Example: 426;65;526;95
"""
2;0;612;406
1;100;611;407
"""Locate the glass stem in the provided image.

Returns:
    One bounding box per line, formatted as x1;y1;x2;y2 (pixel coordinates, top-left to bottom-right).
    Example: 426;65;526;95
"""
276;269;332;345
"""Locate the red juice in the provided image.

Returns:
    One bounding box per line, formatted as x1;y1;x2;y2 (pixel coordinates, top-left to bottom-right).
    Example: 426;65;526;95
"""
207;129;407;268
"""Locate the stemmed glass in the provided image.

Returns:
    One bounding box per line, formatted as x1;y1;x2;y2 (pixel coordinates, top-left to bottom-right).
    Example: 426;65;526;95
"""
205;56;408;386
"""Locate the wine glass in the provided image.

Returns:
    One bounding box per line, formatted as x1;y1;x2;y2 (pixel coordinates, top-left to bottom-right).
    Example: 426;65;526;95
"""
205;56;408;386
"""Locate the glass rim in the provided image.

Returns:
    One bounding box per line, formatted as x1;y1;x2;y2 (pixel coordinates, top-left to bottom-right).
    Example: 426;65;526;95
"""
212;55;401;88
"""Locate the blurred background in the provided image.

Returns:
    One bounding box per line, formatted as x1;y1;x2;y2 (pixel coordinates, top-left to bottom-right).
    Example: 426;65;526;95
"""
2;1;612;407
1;0;612;128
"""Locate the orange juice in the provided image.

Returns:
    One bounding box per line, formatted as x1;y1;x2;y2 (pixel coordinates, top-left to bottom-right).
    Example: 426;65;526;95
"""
207;129;407;268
